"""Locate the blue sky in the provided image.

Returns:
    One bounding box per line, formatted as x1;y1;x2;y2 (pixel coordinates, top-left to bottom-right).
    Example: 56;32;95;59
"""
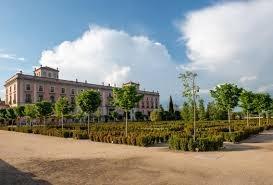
1;0;273;106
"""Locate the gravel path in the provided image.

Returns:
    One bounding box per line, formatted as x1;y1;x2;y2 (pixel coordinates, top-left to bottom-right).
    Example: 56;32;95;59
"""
1;130;273;185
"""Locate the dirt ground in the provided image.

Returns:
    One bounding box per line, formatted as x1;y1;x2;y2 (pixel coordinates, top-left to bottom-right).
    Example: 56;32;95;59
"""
1;130;273;185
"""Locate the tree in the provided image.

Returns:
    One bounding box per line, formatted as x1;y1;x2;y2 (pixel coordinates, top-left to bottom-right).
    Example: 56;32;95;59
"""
150;109;162;122
6;108;16;125
24;104;38;125
54;97;70;131
77;90;101;134
206;101;227;121
0;109;8;125
168;96;174;114
112;85;143;137
135;111;144;121
239;90;255;126
36;101;53;126
15;106;25;126
94;108;102;123
210;83;242;132
198;99;206;121
180;102;191;121
253;93;272;126
110;111;118;122
179;71;199;140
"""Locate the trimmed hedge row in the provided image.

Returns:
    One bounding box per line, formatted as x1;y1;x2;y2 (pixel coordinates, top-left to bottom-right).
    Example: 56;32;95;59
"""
169;135;223;151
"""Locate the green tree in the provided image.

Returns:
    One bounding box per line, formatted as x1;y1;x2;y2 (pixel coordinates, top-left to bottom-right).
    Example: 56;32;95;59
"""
54;97;70;131
94;108;102;123
112;85;143;137
0;109;7;125
239;90;255;126
168;96;174;114
253;93;272;126
198;99;206;121
180;102;191;121
210;83;242;132
135;111;144;121
24;104;38;125
36;101;53;126
6;108;16;125
77;90;101;134
15;106;25;126
150;109;162;122
179;71;199;140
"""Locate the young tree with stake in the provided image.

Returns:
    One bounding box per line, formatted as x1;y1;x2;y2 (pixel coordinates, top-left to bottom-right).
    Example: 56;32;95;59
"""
76;90;101;134
253;93;271;126
210;83;242;132
179;71;199;141
239;90;255;126
55;97;70;131
112;84;143;137
36;101;53;126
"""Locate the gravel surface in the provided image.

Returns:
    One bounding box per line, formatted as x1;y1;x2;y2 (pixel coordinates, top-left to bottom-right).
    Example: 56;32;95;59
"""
1;130;273;185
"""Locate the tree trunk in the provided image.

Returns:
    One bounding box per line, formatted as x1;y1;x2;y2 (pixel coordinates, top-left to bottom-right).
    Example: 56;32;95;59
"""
61;113;64;131
247;111;249;127
259;113;261;127
88;113;90;135
267;112;269;124
228;109;231;132
125;111;128;137
44;117;46;128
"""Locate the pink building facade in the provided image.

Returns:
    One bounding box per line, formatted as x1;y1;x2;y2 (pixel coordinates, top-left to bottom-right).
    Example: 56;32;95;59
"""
4;66;160;118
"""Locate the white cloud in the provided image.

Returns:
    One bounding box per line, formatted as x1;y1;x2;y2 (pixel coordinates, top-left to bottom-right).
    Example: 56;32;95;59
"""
0;53;25;61
178;0;273;94
39;25;179;102
257;84;273;93
239;75;257;83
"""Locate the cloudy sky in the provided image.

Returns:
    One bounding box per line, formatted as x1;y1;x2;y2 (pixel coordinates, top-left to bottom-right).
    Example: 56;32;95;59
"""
1;0;273;106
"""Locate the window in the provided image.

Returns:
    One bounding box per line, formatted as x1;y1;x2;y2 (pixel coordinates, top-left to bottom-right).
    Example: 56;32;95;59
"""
38;85;43;92
71;88;75;95
42;71;46;77
9;87;11;92
71;96;75;104
146;101;149;108
50;86;55;93
50;96;55;103
26;84;31;91
48;72;52;78
53;73;57;78
38;94;43;102
14;84;16;91
25;94;31;103
13;94;16;104
61;88;66;94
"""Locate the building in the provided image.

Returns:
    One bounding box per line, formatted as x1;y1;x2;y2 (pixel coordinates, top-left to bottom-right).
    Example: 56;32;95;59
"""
4;66;160;118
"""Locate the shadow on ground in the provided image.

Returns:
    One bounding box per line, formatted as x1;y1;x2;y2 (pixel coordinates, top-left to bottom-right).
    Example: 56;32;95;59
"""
0;159;51;185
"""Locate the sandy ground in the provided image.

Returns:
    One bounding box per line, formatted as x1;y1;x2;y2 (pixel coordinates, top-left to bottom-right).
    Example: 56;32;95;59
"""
1;130;273;185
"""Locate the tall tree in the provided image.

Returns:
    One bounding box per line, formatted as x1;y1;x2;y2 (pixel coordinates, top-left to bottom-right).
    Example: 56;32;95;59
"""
6;108;16;125
168;96;174;114
0;109;7;125
210;83;242;132
198;99;206;121
36;101;53;126
77;90;101;134
239;90;255;126
180;102;191;121
54;97;70;131
150;109;162;122
253;93;272;126
24;104;38;125
179;71;199;140
15;106;25;126
112;85;143;137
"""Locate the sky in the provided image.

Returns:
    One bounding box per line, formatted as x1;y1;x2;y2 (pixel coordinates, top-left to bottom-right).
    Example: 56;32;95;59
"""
1;0;273;106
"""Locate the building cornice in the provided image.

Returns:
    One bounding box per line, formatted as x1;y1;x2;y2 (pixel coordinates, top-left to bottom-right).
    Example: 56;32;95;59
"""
4;73;160;96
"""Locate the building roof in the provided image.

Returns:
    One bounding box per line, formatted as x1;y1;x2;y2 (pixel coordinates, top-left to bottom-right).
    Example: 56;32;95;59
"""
34;65;59;72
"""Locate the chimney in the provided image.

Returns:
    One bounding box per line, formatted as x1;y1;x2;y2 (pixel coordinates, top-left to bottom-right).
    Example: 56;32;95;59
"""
76;78;78;83
85;80;87;83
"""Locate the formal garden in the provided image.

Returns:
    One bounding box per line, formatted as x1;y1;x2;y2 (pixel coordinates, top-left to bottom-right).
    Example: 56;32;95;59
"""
1;72;273;152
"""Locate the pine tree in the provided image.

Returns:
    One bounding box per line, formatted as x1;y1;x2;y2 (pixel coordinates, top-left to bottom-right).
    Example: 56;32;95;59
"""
168;96;174;114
